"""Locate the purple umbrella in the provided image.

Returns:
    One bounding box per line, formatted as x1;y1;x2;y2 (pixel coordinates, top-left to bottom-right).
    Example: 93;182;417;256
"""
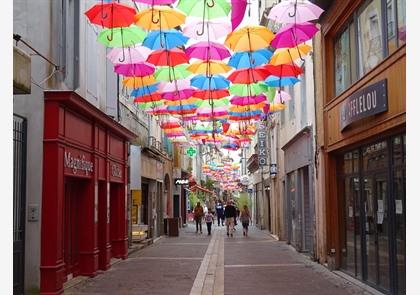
183;19;231;41
114;62;155;77
161;88;195;100
185;42;231;61
231;0;248;31
270;22;319;49
268;0;324;24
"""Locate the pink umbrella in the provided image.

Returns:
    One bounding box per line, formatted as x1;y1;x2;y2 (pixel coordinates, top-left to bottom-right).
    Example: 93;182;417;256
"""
183;19;231;41
230;94;267;106
133;0;176;4
185;42;231;61
158;79;190;92
231;0;248;31
270;22;319;49
107;45;151;64
273;90;292;103
268;0;324;24
161;88;195;100
114;62;155;77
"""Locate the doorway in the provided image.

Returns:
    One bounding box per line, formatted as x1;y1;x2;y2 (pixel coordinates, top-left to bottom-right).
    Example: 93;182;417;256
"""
173;195;180;218
141;183;149;225
97;181;109;270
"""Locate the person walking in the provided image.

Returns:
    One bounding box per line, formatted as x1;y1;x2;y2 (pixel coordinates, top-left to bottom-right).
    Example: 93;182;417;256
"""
215;200;224;226
193;202;204;234
240;205;252;237
204;210;215;235
224;200;236;237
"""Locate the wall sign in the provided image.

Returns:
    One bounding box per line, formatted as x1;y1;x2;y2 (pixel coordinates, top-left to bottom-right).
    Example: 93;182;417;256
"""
270;164;277;176
64;151;94;176
111;164;122;178
174;178;189;185
340;79;388;131
257;122;267;166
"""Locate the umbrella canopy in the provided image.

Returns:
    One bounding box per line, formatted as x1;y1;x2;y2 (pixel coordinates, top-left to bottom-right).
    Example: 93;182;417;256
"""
85;2;136;28
187;61;232;75
177;0;231;19
164;97;198;106
190;75;230;90
225;26;274;52
123;75;157;88
270;22;319;49
161;88;195;100
183;19;231;41
269;44;312;65
231;0;248;31
228;67;270;84
230;94;267;106
229;103;266;112
107;45;151;64
114;62;155;77
133;0;176;4
185;42;231;61
154;64;192;81
265;63;303;77
193;89;230;100
268;0;324;24
137;101;164;110
270;90;292;103
98;26;146;47
158;79;190;92
264;75;300;87
134;93;162;102
228;49;273;69
143;29;189;50
144;105;169;115
134;6;186;31
130;83;160;97
195;98;230;108
229;82;267;96
146;48;189;66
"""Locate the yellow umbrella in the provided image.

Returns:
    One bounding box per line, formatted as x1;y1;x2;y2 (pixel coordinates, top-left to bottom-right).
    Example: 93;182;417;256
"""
134;6;186;31
269;44;312;65
270;104;287;112
187;61;232;75
164;97;198;106
122;75;156;88
229;102;266;112
225;26;274;52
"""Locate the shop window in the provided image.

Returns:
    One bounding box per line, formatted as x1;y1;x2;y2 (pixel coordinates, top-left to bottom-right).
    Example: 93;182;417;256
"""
397;0;406;45
358;0;384;76
334;27;351;96
362;140;388;171
386;0;398;54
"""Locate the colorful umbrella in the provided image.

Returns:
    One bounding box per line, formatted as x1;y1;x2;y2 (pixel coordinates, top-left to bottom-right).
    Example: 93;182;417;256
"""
114;62;155;77
270;90;292;103
269;44;312;65
85;2;136;28
265;63;303;77
264;76;300;87
98;26;146;47
270;22;319;49
134;6;186;31
131;83;160;97
231;0;248;31
143;29;189;50
161;88;194;100
195;98;229;108
268;0;324;24
177;0;231;19
158;79;190;92
190;75;230;90
133;0;176;4
122;75;157;88
183;19;231;41
187;61;232;75
107;45;151;64
137;101;164;110
229;82;267;96
230;94;267;106
185;42;231;61
154;64;192;81
227;67;270;84
146;48;189;66
164;97;197;105
193;89;230;100
134;93;162;102
228;49;273;69
225;26;274;52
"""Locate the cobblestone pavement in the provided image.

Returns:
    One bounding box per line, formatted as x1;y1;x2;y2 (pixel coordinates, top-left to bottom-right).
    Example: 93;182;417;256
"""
64;224;381;295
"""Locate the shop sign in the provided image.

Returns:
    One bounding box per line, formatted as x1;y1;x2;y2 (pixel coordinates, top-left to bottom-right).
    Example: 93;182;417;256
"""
340;79;388;131
186;147;197;157
257;122;267;167
174;178;189;185
270;164;277;176
111;164;122;178
64;151;93;176
240;175;250;186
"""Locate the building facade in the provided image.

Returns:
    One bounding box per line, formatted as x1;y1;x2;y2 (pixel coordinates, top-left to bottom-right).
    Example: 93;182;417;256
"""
313;0;406;294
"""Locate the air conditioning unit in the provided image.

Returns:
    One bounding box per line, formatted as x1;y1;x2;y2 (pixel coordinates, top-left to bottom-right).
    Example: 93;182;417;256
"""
13;46;31;94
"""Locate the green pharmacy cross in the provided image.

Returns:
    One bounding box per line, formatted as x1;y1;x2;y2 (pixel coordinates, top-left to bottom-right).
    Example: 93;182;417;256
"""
186;147;197;157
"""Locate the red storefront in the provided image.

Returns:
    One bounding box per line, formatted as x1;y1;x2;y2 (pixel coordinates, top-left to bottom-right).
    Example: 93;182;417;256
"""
40;91;136;294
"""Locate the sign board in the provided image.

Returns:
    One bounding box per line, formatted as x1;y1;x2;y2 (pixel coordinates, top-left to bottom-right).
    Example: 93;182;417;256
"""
257;122;267;167
270;164;277;176
174;178;189;185
240;175;250;186
64;150;94;177
186;147;197;157
340;79;388;131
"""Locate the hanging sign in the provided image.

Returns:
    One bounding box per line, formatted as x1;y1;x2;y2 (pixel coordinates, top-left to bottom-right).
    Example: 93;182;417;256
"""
257;122;267;167
186;147;197;157
174;178;189;185
340;79;388;131
270;164;277;176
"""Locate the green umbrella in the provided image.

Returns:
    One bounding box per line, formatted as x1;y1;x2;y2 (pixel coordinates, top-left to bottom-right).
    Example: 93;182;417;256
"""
266;86;276;103
137;101;164;110
177;0;231;19
229;82;268;96
195;98;229;108
154;65;192;81
98;26;146;48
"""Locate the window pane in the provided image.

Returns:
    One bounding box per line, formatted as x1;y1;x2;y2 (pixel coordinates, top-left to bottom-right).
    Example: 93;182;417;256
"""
387;0;398;54
393;135;403;166
349;22;358;83
358;0;384;76
353;150;360;173
335;28;351;96
343;152;353;174
362;140;388;171
397;0;406;45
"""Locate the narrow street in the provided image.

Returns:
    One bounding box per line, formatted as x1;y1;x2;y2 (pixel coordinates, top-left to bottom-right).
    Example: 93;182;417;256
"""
65;225;375;295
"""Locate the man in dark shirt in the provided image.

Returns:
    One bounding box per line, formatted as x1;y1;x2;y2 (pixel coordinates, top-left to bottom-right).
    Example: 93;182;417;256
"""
215;200;224;226
224;200;237;237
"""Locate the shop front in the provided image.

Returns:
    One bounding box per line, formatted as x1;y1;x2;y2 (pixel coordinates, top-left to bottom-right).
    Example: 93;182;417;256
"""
40;91;135;295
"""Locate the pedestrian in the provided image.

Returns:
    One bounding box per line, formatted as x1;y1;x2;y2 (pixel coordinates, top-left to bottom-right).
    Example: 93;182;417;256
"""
215;200;224;226
204;210;214;235
240;205;252;237
193;202;204;234
224;200;236;237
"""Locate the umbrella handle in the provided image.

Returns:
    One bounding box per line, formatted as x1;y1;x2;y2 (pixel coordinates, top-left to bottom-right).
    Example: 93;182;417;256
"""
206;0;215;7
152;10;160;24
118;47;126;63
107;28;114;41
288;0;297;18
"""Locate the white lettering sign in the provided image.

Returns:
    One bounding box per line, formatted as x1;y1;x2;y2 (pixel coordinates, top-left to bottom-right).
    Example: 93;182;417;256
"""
64;152;94;175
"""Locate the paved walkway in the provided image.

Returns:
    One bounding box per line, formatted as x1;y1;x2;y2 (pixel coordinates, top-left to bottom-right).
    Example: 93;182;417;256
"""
65;224;379;295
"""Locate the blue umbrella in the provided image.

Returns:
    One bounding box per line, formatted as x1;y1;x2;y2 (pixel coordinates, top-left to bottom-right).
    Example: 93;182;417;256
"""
228;49;273;69
264;76;300;87
143;30;189;50
228;110;263;117
191;75;230;90
130;83;160;97
167;104;197;111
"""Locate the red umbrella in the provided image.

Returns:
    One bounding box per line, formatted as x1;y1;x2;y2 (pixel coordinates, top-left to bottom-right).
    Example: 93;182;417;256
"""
227;67;270;84
134;93;162;103
146;48;189;67
265;63;303;77
85;2;136;28
193;89;230;100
